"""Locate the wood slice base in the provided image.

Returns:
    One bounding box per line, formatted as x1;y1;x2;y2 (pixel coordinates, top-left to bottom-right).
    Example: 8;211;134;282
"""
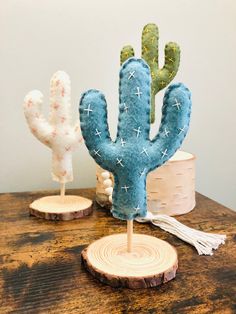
29;195;93;221
82;234;178;289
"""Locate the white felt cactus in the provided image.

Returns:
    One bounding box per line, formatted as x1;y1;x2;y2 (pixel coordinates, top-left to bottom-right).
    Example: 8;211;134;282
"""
23;71;81;183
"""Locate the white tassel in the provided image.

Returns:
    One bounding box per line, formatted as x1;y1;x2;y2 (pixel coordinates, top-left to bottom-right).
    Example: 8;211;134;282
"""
136;212;226;256
101;173;226;255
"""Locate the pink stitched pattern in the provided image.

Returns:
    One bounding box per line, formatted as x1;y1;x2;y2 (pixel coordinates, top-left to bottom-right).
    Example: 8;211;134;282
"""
23;71;81;183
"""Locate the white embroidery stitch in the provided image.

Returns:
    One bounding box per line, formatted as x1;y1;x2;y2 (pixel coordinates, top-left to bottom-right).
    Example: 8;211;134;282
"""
133;127;141;137
172;98;181;110
95;129;101;138
121;185;130;192
93;149;101;157
178;125;186;134
134;205;140;212
116;158;124;167
161;149;168;158
121;138;126;147
140;168;146;177
140;147;149;156
84;104;93;116
135;87;142;99
123;103;129;113
128;71;135;80
164;128;170;137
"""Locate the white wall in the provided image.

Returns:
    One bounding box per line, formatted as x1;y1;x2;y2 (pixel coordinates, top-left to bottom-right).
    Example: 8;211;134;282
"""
0;0;235;210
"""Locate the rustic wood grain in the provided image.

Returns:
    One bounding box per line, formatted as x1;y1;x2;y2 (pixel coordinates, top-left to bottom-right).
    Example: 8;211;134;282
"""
82;234;178;289
29;195;93;221
0;188;235;313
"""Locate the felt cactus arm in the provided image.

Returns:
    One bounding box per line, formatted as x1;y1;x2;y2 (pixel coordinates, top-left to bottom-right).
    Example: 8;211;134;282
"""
80;58;192;221
24;91;53;147
142;23;159;69
149;83;192;170
155;42;180;94
79;90;116;169
117;59;151;140
23;71;81;183
120;45;135;65
49;71;71;126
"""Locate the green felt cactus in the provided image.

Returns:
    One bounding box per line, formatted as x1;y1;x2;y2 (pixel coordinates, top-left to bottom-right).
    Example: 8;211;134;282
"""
120;23;180;123
120;45;134;65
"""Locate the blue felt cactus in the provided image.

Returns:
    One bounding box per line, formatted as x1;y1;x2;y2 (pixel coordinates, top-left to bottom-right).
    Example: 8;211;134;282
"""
79;58;192;220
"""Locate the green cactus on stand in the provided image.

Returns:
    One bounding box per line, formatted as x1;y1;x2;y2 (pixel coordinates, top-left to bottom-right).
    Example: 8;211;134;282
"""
120;23;180;123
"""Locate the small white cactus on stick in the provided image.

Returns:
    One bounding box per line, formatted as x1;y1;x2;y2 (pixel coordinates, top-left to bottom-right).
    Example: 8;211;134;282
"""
23;71;92;220
23;71;81;187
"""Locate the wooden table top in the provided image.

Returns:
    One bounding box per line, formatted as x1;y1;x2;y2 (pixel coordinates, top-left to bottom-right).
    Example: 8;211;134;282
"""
0;189;235;314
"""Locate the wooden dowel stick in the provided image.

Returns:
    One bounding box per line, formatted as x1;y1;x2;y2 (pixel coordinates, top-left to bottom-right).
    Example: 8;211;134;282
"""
60;182;65;199
127;220;133;253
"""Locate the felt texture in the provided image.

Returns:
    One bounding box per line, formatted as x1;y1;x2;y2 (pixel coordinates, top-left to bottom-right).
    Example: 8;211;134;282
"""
23;71;81;183
80;58;191;220
120;23;180;123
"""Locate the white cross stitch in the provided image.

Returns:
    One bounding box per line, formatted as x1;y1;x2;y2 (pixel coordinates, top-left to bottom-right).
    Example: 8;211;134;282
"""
121;185;130;192
178;125;186;134
133;127;141;137
135;87;142;99
140;147;149;156
123;103;129;113
120;138;126;147
161;149;168;158
164;128;170;137
134;205;140;212
93;149;101;157
84;104;93;116
95;129;101;138
128;71;135;80
172;98;181;110
116;158;124;167
139;168;146;177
